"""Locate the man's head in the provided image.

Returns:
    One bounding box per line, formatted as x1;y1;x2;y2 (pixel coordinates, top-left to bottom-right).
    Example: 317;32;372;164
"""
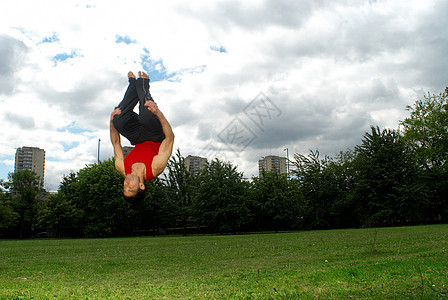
123;174;146;198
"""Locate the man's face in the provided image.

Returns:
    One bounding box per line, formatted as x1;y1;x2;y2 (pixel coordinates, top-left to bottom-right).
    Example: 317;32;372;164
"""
123;174;139;197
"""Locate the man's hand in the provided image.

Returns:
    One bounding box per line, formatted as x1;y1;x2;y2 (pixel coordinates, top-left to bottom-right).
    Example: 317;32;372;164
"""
144;100;159;115
110;108;121;121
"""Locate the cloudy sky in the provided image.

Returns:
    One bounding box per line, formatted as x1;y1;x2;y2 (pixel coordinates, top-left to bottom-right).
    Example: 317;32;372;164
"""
0;0;447;191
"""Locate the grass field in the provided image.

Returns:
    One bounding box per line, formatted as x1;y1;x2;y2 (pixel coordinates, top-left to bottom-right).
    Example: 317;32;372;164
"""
0;225;447;299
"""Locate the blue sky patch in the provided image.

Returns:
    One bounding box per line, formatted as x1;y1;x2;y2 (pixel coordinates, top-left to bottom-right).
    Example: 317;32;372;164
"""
115;34;136;44
140;48;175;82
62;141;80;152
42;33;59;44
0;156;13;181
0;165;10;181
57;122;92;134
140;48;207;82
210;45;227;53
52;50;80;64
45;157;61;163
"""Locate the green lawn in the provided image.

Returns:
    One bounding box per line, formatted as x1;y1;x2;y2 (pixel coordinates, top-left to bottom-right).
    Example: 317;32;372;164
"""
1;225;447;299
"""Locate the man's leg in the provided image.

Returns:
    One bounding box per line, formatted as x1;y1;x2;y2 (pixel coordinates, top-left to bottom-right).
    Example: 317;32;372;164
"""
138;105;166;143
112;72;142;145
136;71;153;103
115;72;139;113
135;72;165;143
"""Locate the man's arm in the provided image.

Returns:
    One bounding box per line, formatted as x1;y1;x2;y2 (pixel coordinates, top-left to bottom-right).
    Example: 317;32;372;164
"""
145;101;175;177
110;109;125;175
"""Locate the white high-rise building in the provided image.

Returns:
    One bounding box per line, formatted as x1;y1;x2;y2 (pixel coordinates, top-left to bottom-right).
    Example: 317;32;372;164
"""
14;146;46;186
185;155;207;175
258;155;287;178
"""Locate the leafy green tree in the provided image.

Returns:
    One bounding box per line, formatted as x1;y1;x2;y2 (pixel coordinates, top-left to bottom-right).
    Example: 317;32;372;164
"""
291;149;365;229
127;178;171;236
53;171;85;237
401;88;448;171
163;149;195;231
38;192;82;238
59;171;78;198
323;150;359;228
251;171;303;231
293;150;349;229
400;88;448;221
6;170;47;238
0;187;18;232
193;159;252;233
353;126;426;226
65;159;130;237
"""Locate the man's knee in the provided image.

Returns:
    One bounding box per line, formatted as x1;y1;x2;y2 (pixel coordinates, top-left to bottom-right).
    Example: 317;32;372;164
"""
112;116;125;132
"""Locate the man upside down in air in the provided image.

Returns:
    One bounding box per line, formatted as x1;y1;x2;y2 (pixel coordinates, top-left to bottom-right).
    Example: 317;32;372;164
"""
110;71;174;200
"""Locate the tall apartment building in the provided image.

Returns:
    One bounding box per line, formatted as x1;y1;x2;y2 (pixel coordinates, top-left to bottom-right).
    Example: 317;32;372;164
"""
258;155;287;178
14;146;46;186
185;155;207;175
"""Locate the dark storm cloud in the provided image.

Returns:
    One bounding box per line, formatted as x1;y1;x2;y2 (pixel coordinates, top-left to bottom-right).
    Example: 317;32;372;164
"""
169;99;200;127
4;112;35;129
404;1;448;89
0;34;28;95
182;0;415;63
351;79;403;108
188;0;448;162
244;101;337;149
179;0;316;32
208;93;328;150
37;84;102;112
258;11;414;73
241;104;370;157
201;0;447;95
217;95;247;116
207;86;376;158
262;1;447;94
34;72;123;128
196;122;213;141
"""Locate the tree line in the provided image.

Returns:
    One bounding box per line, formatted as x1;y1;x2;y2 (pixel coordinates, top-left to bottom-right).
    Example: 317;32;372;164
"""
1;88;447;238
